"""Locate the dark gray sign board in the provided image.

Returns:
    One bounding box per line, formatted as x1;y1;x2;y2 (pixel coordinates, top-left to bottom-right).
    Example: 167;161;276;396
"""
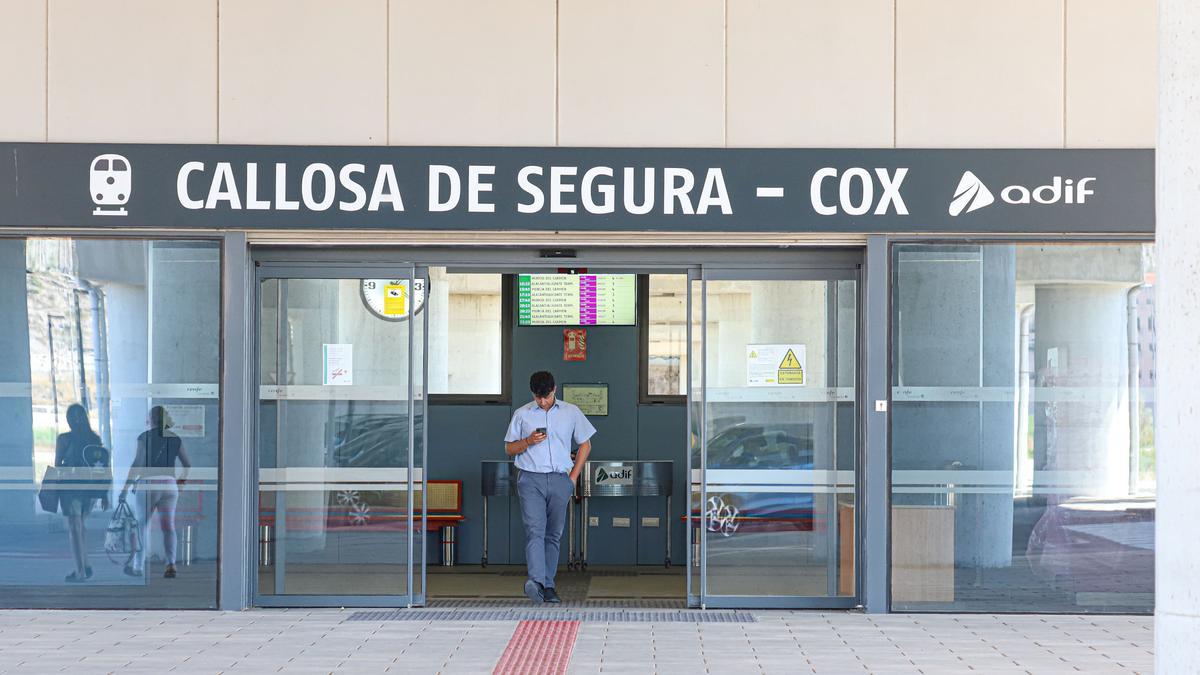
0;143;1153;233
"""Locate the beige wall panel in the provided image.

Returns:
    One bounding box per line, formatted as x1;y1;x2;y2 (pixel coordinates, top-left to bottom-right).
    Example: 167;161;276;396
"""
0;2;46;141
727;0;893;147
390;0;555;145
220;0;387;145
558;0;724;146
1065;0;1156;147
47;0;215;143
896;0;1063;147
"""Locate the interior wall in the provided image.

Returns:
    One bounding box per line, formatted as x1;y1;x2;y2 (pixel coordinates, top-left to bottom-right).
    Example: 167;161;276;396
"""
427;275;687;567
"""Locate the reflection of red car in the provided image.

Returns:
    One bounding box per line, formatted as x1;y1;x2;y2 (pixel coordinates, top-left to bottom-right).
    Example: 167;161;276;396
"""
1026;496;1155;594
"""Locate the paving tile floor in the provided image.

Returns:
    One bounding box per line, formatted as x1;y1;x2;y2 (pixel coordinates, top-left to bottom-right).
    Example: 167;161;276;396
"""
0;609;1153;674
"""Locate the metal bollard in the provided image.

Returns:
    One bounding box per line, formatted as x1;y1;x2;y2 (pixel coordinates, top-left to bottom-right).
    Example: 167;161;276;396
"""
441;525;456;566
183;525;194;566
260;524;272;568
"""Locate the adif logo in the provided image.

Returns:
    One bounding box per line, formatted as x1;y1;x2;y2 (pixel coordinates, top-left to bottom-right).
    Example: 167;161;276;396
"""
949;172;1097;216
90;154;131;216
948;171;994;216
595;466;633;484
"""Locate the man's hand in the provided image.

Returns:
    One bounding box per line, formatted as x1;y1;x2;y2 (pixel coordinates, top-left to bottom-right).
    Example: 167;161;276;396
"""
506;431;547;457
568;469;579;484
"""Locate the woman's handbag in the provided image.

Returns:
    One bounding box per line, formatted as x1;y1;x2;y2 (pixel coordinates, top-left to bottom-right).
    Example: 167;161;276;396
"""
105;497;141;564
37;466;61;514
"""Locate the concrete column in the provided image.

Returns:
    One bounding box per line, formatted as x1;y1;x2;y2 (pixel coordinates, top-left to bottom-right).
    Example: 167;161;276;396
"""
1157;0;1200;668
428;272;450;393
149;243;221;560
892;246;1016;568
0;241;33;522
1031;284;1132;497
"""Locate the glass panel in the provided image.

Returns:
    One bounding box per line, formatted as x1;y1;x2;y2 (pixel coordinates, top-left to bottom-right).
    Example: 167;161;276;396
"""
0;238;221;608
427;268;503;395
890;243;1156;613
648;274;688;397
703;278;857;597
257;276;413;598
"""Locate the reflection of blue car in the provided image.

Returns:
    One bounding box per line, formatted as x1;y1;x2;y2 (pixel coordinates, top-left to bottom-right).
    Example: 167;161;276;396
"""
330;414;419;467
702;424;817;535
326;414;421;529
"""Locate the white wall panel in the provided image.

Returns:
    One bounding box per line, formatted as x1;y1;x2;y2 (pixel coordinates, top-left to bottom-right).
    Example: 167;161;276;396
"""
558;0;724;146
389;0;555;145
47;0;216;142
727;0;894;147
0;2;46;141
896;0;1064;147
220;0;387;145
1066;0;1156;148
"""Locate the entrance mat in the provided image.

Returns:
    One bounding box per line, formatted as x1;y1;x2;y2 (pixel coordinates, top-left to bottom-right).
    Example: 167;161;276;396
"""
496;569;676;577
346;609;756;623
427;598;687;609
587;575;684;599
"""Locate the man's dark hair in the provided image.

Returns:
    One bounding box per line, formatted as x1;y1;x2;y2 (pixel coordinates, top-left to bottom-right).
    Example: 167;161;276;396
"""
529;371;555;397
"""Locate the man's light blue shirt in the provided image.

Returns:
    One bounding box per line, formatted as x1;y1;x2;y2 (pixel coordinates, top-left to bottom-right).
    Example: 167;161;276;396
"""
505;399;596;473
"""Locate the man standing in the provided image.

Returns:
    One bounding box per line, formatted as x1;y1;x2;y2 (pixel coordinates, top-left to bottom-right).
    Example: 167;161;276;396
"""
504;371;595;603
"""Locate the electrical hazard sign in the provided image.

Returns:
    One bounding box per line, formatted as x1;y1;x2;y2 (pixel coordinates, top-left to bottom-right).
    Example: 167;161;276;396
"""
777;349;805;384
746;344;807;386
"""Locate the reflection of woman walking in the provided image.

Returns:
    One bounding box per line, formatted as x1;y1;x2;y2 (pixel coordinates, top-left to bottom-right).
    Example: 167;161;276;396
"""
55;404;109;583
120;406;192;579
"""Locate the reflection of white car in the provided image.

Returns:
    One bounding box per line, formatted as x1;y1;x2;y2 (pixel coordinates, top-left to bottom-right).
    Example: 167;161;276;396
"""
90;154;131;216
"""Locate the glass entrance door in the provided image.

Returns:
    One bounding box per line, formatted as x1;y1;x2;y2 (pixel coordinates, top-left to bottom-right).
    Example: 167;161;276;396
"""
254;265;428;606
688;265;859;608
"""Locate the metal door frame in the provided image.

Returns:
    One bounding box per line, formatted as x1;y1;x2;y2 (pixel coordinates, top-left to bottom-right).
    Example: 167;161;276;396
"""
243;245;871;610
689;261;864;610
250;262;425;607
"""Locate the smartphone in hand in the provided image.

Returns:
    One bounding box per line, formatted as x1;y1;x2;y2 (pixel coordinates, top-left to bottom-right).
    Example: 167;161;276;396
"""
535;427;547;435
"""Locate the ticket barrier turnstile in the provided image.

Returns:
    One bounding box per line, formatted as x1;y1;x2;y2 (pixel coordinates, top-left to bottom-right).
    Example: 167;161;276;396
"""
578;460;674;569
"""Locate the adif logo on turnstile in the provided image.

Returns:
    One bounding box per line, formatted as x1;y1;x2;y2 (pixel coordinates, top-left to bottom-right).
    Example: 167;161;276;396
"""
90;154;132;216
595;466;633;485
949;171;1097;217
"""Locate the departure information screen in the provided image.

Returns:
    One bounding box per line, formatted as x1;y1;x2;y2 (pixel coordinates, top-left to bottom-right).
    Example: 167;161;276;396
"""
517;274;636;326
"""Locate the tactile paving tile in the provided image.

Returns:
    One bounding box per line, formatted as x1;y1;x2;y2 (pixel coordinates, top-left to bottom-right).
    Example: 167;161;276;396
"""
492;620;579;675
347;609;755;623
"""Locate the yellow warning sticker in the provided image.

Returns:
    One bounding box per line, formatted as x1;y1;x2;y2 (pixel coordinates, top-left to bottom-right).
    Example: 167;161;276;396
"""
383;284;408;316
747;344;807;386
777;348;805;384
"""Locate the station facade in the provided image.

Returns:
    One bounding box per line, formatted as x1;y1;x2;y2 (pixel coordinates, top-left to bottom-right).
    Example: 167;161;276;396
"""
0;1;1158;614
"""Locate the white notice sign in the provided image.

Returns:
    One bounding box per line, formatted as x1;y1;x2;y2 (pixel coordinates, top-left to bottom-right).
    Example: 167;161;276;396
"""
162;404;205;438
746;344;806;386
323;344;353;386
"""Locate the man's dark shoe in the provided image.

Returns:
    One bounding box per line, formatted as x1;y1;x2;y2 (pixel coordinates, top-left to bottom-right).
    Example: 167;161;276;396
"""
542;587;561;603
524;579;544;604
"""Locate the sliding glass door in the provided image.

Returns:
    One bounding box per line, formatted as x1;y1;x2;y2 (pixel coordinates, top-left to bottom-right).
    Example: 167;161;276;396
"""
689;263;860;608
254;265;428;606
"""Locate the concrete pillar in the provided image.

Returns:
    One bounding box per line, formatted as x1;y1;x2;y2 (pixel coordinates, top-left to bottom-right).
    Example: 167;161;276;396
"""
0;241;33;522
1157;0;1200;668
1031;284;1132;497
149;243;221;560
428;271;450;393
892;246;1016;568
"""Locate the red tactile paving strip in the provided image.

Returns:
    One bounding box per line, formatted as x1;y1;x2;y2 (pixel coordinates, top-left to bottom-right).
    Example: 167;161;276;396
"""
493;620;580;675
